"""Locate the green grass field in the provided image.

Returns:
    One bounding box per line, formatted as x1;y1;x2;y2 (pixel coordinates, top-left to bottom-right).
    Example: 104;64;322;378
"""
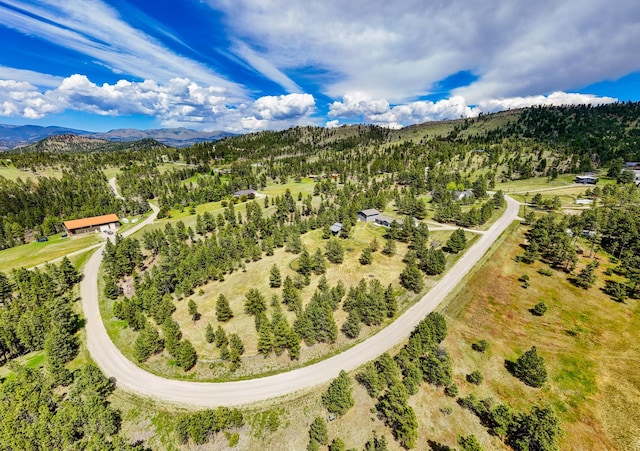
437;223;640;450
0;233;103;272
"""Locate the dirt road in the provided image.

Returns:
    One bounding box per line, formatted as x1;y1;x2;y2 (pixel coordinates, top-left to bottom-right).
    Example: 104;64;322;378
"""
80;196;520;407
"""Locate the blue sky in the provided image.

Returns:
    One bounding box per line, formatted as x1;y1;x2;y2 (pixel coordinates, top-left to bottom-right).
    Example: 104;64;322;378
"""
0;0;639;133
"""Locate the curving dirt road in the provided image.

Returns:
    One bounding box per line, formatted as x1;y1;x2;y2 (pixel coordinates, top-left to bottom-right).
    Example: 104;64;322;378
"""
80;196;520;407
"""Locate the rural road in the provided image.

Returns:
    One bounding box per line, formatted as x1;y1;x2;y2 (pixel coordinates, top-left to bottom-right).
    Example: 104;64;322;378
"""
80;195;520;407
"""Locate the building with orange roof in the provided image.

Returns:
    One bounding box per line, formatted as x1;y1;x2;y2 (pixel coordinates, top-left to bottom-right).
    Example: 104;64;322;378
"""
63;214;120;236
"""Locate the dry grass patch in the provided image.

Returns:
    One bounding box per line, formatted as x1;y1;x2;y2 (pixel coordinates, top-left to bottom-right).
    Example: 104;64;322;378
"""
437;223;640;450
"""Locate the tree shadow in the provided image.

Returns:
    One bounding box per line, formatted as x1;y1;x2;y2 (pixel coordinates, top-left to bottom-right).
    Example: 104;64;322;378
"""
427;440;454;451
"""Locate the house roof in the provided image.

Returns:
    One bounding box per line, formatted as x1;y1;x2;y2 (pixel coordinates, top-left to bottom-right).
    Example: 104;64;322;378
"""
375;215;402;225
233;189;257;196
63;214;120;230
330;222;343;232
359;209;380;217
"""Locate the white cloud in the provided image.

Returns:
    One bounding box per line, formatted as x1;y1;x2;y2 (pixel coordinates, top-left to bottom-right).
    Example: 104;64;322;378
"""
0;0;245;98
325;120;340;128
213;0;640;103
0;75;316;132
253;93;315;120
476;92;618;113
327;92;616;128
0;67;63;89
232;42;302;94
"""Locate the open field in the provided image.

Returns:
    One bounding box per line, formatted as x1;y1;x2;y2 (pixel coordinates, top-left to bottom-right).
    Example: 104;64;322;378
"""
0;164;64;181
0;233;102;272
438;223;640;450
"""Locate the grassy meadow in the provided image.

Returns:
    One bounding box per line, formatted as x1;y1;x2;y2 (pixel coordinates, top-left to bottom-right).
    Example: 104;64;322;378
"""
437;222;640;450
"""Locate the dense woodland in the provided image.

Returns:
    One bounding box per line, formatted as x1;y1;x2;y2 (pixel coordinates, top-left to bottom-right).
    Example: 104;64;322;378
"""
1;103;640;449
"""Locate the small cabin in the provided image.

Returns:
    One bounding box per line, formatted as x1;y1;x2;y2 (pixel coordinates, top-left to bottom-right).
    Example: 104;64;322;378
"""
374;215;402;228
575;175;598;184
232;189;257;198
330;223;343;235
357;209;380;222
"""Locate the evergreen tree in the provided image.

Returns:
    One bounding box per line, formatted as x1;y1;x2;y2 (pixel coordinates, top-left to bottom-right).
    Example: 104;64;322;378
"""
445;228;467;253
341;309;361;339
325;238;344;263
308;417;329;448
512;346;547;387
269;264;282;288
214;325;228;348
216;294;234;321
176;339;197;370
384;284;396;318
312;248;327;274
282;276;302;311
133;321;163;363
359;246;373;265
400;260;424;293
297;247;313;275
205;323;215;343
244;288;266;316
321;370;354;415
382;238;396;256
257;321;273;356
162;318;181;356
188;299;200;321
420;247;447;275
573;261;598;289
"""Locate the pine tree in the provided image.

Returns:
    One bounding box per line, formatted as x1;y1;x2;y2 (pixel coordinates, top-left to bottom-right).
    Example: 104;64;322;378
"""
445;228;467;253
512;346;547;387
176;339;197;370
400;261;424;293
359;246;373;265
244;288;266;316
382;238;396;256
205;323;215;343
312;248;327;274
384;284;396;318
214;325;228;348
322;370;354;415
216;294;234;321
162;318;181;356
420;247;447;275
133;321;164;363
341;309;361;339
297;247;313;275
269;264;282;288
325;238;344;263
257;322;273;356
287;330;301;360
282;276;301;311
188;299;200;321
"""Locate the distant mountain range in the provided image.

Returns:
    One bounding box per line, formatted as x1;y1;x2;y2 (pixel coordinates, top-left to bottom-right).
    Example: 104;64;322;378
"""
0;124;236;150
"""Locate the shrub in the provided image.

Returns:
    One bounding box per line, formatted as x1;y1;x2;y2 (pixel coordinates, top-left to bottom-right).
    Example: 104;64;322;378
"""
444;384;459;397
530;302;548;316
466;370;483;385
537;268;553;276
471;339;489;353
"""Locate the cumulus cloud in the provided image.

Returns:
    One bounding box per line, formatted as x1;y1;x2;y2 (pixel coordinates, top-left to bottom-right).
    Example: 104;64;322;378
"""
476;92;618;113
328;92;616;128
0;75;316;132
